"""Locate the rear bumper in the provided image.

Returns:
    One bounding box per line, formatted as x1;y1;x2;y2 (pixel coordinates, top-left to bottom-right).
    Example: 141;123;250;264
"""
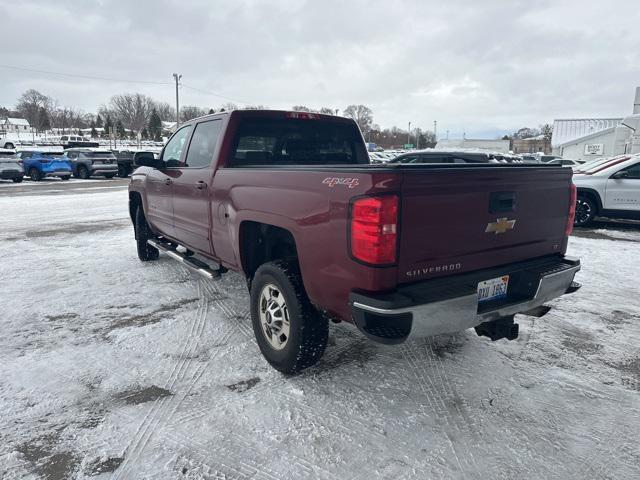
91;165;118;175
0;170;23;179
349;255;580;344
45;170;72;177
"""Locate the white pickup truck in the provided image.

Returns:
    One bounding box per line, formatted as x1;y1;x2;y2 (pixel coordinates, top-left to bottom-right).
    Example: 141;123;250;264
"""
573;154;640;226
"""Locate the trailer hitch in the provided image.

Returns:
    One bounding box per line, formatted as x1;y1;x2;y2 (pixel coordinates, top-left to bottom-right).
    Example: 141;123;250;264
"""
475;315;519;341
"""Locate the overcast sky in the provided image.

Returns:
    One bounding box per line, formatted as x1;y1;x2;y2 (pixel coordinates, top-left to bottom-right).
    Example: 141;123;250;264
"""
1;0;638;138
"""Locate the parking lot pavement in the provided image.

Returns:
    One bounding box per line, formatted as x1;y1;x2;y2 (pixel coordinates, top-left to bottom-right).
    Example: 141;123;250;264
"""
1;184;639;479
0;177;129;197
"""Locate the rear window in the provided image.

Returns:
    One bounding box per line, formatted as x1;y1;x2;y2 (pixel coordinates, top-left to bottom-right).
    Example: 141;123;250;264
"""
83;151;116;159
229;118;368;167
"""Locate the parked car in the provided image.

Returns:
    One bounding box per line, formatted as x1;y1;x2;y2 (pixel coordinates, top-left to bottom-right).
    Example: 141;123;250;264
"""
129;109;580;373
0;149;24;183
573;154;640;226
547;158;582;166
114;150;160;177
16;150;72;181
62;148;118;179
388;150;495;164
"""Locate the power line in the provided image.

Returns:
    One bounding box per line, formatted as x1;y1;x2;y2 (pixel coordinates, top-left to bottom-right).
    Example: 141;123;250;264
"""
181;83;253;106
0;63;256;106
0;64;173;86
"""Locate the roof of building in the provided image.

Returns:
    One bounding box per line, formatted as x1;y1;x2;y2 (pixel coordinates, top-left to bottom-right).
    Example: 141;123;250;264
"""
554;126;617;148
552;118;622;147
3;117;31;126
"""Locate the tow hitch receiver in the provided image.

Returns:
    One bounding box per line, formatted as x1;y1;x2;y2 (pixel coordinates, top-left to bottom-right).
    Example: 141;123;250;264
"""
475;315;519;341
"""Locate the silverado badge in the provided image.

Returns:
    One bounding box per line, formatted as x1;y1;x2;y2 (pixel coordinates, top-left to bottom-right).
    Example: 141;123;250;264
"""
485;217;516;234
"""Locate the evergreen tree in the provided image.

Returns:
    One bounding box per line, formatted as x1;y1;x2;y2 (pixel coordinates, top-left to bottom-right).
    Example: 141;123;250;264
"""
116;120;125;139
147;109;162;142
103;115;113;138
208;108;215;114
95;114;103;128
37;107;51;133
141;128;149;140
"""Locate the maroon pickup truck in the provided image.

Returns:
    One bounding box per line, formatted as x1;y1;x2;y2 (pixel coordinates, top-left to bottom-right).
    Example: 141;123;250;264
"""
129;110;580;373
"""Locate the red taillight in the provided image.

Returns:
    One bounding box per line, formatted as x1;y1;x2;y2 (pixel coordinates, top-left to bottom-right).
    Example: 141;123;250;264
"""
350;195;398;265
566;183;577;235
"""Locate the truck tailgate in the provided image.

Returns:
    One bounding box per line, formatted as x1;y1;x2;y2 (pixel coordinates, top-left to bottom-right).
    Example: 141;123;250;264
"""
397;166;572;284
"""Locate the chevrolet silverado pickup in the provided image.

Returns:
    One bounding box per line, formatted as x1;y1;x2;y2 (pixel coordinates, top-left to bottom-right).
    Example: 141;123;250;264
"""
129;110;581;373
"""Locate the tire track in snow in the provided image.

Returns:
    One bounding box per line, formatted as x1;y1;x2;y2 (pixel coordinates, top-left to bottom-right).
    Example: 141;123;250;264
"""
113;279;210;479
399;339;482;478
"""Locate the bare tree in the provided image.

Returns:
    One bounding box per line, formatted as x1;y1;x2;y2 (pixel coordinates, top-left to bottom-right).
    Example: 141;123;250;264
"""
16;89;55;132
540;123;553;141
180;105;207;122
343;105;373;134
218;102;238;112
319;107;336;115
109;93;156;133
292;105;313;112
154;101;174;121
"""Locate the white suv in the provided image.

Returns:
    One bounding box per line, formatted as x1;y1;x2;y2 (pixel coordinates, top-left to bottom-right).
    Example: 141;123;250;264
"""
572;154;640;226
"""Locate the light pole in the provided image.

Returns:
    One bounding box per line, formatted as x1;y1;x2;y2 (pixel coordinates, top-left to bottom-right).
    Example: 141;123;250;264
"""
407;121;411;146
173;73;182;127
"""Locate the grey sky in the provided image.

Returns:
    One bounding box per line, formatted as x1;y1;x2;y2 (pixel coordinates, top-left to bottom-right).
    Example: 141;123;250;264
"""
1;0;638;138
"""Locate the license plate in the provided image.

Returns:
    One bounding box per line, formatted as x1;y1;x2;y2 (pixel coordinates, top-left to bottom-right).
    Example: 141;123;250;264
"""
477;275;509;303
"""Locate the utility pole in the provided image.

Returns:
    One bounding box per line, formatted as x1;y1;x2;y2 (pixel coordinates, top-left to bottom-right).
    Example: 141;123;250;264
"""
433;120;437;141
408;121;411;146
173;73;182;127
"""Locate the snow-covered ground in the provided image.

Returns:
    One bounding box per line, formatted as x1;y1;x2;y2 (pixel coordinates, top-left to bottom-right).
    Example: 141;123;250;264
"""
0;182;639;480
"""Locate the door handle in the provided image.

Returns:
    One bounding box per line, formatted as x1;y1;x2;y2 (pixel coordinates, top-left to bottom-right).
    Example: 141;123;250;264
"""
195;181;207;190
164;178;173;186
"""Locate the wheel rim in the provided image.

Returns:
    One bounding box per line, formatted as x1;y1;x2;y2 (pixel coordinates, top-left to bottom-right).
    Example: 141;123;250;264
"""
259;283;290;350
575;198;591;225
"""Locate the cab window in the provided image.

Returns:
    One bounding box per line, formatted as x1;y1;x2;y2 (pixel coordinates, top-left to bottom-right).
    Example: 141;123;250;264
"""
183;120;221;168
162;125;192;167
619;163;640;179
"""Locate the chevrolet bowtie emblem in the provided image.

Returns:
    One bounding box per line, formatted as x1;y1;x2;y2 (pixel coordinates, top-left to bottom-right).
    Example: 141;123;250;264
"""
485;217;516;234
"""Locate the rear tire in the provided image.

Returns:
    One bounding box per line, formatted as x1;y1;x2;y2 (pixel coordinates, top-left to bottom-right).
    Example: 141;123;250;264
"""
250;261;328;374
61;176;70;181
104;173;116;179
12;177;23;183
575;194;596;227
117;165;128;178
29;168;42;182
78;165;90;179
135;207;159;262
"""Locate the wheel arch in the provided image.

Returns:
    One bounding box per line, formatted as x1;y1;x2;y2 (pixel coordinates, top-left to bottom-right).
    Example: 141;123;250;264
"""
576;187;602;212
239;221;299;282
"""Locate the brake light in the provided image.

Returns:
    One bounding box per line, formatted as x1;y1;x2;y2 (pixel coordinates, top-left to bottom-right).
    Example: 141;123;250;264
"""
350;195;398;265
286;111;319;120
566;183;577;235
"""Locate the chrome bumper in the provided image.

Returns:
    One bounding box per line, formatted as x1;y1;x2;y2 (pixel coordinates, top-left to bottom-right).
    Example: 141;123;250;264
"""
350;256;580;343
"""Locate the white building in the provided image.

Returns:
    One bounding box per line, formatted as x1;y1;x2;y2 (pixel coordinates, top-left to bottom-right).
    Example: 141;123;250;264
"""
1;117;32;133
435;138;510;153
552;87;640;160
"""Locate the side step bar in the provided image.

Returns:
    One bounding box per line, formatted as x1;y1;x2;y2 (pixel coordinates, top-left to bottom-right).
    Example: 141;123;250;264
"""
148;239;225;279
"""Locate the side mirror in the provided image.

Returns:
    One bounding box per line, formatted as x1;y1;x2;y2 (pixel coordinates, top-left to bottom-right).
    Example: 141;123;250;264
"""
136;152;164;169
611;170;629;180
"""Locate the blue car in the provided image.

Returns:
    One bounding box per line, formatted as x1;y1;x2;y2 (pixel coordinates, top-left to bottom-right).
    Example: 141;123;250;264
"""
16;150;73;181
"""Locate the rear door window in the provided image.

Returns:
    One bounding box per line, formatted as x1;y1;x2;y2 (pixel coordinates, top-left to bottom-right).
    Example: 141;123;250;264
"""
183;120;222;168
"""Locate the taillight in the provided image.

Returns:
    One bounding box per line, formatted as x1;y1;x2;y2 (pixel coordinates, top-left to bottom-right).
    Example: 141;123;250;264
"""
566;183;577;235
350;195;399;265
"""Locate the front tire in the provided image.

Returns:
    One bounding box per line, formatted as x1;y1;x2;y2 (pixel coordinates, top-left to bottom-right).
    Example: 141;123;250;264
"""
117;165;129;178
575;194;596;227
135;207;159;261
104;173;116;179
29;168;42;182
60;175;70;181
77;166;90;179
250;261;328;374
12;176;23;183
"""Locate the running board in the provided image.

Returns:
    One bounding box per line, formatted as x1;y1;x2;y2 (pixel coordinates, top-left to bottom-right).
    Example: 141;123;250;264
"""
148;239;224;279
